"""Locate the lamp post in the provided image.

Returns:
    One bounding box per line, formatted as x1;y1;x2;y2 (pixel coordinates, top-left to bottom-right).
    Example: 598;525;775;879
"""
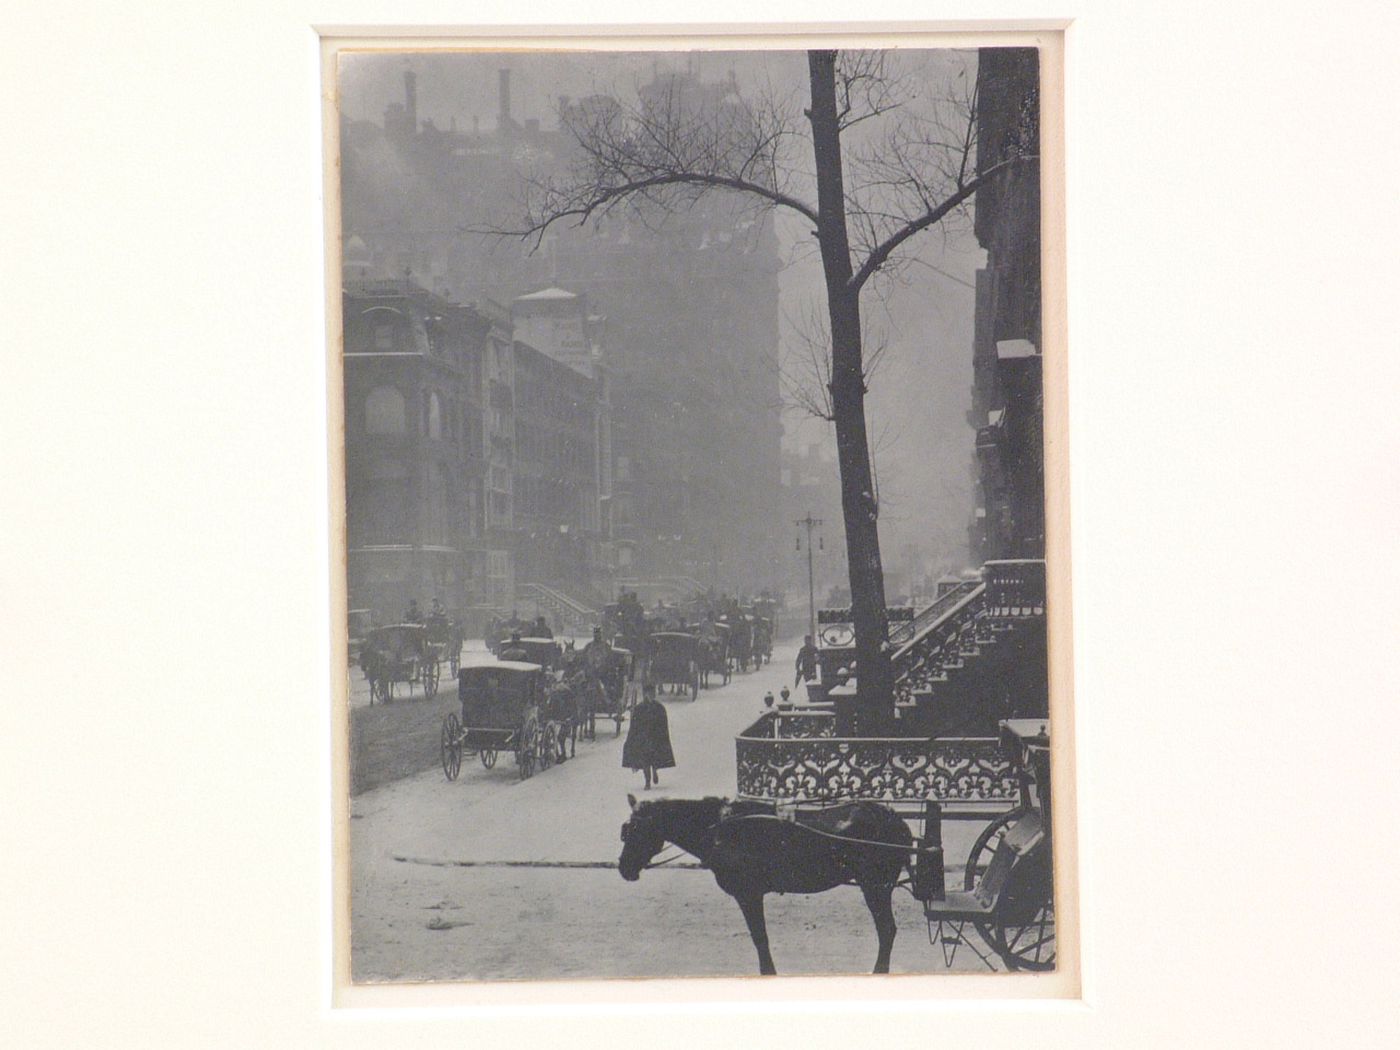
795;513;823;641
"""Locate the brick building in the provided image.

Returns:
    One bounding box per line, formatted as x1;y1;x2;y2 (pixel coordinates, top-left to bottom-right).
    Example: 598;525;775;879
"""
342;277;514;627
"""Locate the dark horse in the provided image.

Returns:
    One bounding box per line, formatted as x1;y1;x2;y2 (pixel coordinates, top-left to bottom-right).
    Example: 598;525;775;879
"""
618;795;912;975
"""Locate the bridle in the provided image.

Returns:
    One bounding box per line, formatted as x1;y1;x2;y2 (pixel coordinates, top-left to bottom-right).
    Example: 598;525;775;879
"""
621;814;717;871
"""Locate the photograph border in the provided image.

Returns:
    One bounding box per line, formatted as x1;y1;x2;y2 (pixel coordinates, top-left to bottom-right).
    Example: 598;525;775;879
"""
321;21;1075;1009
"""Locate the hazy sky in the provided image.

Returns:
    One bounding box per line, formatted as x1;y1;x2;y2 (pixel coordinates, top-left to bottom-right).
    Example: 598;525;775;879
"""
339;49;987;571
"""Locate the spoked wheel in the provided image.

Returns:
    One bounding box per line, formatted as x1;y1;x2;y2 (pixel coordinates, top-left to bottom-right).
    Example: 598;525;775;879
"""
988;847;1055;971
965;812;1055;971
440;713;463;781
538;724;555;771
517;720;538;780
421;659;440;699
992;898;1055;971
479;747;498;769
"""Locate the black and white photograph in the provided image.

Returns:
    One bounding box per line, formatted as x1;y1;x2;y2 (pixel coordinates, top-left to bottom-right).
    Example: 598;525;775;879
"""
10;0;1400;1045
335;42;1059;983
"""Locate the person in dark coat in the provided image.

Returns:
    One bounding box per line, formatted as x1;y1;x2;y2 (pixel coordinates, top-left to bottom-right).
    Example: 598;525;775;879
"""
622;683;675;789
795;634;818;687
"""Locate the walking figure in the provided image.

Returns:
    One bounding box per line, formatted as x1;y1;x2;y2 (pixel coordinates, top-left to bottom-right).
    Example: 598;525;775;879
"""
622;683;675;790
795;634;818;687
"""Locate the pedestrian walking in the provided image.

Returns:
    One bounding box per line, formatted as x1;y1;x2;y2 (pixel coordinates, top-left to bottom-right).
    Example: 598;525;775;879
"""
622;683;675;790
795;634;818;687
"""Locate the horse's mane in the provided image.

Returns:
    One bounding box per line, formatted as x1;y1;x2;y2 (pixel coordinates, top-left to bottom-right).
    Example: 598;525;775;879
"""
632;796;775;822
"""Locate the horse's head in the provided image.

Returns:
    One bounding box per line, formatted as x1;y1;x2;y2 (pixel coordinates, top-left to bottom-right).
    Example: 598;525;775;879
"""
618;794;666;881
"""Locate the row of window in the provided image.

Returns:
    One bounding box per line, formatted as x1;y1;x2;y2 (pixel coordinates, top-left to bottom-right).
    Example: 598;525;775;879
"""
363;385;485;457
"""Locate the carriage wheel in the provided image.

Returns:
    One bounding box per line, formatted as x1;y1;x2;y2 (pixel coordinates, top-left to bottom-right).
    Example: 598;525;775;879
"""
964;812;1055;971
539;724;555;771
440;713;463;781
479;747;498;769
517;721;538;780
991;898;1056;971
421;660;440;699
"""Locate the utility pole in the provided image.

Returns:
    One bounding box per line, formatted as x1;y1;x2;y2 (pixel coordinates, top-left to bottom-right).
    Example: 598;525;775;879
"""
795;513;822;641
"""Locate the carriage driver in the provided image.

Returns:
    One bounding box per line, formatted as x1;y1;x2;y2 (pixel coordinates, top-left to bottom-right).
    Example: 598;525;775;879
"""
500;631;529;663
583;626;612;675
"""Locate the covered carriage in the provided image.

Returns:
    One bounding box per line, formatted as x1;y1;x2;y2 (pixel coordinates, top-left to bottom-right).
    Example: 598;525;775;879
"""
358;624;439;703
494;635;563;671
697;622;731;687
649;631;700;700
440;662;566;781
424;615;464;676
722;616;756;673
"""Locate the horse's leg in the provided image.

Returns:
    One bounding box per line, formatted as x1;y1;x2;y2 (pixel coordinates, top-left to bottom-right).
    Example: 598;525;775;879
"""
860;881;898;974
734;891;777;975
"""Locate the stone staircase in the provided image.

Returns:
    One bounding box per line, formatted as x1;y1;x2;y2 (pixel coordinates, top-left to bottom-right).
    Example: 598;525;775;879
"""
515;582;600;636
891;560;1048;736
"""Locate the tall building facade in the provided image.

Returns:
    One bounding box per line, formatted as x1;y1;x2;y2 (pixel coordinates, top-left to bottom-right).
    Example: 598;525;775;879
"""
340;65;785;602
969;47;1045;562
342;277;514;627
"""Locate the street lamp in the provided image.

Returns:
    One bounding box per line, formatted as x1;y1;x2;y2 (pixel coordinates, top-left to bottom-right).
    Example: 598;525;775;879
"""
795;513;823;642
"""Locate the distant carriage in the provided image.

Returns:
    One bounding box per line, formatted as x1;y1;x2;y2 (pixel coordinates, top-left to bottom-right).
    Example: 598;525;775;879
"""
723;616;757;673
494;635;563;671
441;662;562;781
649;631;700;700
751;616;773;665
698;623;731;688
424;615;464;676
600;646;640;734
359;624;439;703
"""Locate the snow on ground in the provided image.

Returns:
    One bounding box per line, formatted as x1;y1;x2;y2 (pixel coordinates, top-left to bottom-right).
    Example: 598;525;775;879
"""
349;640;993;982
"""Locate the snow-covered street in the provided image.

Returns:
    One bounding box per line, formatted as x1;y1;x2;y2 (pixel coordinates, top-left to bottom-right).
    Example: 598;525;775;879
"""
349;639;990;982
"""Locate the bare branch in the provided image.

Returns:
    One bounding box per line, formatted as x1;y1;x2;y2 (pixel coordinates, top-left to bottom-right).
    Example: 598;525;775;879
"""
847;153;1038;294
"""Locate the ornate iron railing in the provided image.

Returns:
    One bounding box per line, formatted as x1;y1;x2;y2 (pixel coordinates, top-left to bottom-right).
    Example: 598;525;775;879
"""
735;714;1019;804
888;581;982;647
891;559;1046;702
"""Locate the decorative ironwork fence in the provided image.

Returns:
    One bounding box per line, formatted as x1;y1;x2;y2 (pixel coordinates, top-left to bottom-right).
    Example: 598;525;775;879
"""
735;712;1020;804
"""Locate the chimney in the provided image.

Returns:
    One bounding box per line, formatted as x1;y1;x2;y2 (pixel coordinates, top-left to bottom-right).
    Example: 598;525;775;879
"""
404;70;418;135
498;68;512;131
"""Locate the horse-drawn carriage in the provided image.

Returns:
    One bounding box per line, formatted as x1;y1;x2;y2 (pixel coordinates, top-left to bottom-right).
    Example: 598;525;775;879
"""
750;615;773;665
600;646;640;734
359;624;439;703
618;719;1055;974
649;631;700;699
440;662;571;781
697;623;731;688
424;615;464;676
721;616;756;673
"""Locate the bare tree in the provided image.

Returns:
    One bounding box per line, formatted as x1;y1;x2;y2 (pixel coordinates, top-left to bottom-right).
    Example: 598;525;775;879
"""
499;50;1036;728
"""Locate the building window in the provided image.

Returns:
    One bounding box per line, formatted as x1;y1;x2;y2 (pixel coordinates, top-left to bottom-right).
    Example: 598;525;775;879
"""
365;385;406;435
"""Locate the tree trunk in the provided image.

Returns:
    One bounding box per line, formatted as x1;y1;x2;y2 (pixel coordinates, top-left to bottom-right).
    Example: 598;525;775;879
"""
806;51;894;732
